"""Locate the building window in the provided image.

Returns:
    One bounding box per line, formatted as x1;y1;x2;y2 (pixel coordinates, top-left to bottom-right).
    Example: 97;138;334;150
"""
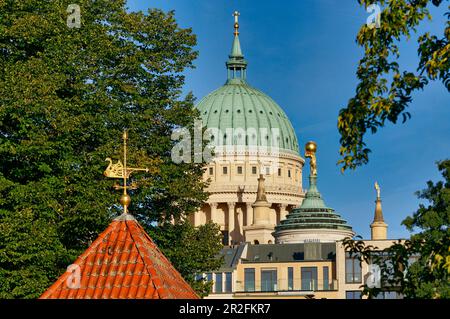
209;167;214;175
278;168;282;177
265;167;270;175
288;267;294;291
301;267;318;291
237;166;243;174
223;166;228;175
323;266;329;290
252;166;257;175
221;231;229;246
225;272;232;293
288;169;291;178
261;269;277;292
206;273;213;293
244;268;255;292
215;272;223;293
345;252;362;283
374;291;401;299
195;273;203;281
346;291;362;299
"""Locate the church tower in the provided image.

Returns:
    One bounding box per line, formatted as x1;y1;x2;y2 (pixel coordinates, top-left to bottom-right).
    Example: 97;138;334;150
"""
273;142;354;243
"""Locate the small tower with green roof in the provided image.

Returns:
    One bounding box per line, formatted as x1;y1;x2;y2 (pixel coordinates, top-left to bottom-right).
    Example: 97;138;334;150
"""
274;142;355;243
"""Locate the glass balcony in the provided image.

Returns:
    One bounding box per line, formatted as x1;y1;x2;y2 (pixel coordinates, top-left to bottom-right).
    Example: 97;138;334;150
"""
234;279;339;293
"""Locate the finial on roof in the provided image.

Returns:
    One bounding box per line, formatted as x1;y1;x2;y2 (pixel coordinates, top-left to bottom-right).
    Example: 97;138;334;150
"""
104;130;149;215
233;11;240;36
226;11;247;82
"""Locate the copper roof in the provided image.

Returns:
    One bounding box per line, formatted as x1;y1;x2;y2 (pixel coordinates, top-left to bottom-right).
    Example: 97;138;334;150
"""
40;214;198;299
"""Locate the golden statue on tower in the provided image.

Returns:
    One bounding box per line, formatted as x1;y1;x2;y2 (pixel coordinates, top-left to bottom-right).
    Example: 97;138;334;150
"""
305;141;317;176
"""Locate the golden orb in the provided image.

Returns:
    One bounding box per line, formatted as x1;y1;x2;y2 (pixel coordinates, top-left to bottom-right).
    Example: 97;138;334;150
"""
120;194;131;207
305;141;317;153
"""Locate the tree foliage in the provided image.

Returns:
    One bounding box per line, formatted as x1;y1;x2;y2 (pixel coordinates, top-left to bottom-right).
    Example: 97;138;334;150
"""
0;0;220;298
338;0;449;171
344;159;450;298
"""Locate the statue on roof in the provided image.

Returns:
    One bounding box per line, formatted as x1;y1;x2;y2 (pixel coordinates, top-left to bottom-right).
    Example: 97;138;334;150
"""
375;181;381;199
256;174;268;202
305;141;317;176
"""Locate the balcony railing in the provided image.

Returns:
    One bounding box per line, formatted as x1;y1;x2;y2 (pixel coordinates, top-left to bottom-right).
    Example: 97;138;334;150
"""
232;279;339;294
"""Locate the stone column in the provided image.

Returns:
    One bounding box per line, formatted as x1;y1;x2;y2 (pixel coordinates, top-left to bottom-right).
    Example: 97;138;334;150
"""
193;211;200;227
210;202;218;223
227;202;235;245
279;204;288;222
236;207;244;243
246;203;253;226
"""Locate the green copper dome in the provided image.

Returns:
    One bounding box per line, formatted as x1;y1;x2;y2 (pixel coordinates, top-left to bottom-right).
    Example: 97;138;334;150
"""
195;21;300;154
275;176;353;232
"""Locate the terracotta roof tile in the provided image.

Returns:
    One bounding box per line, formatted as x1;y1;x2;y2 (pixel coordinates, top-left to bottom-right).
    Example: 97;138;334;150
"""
40;215;199;299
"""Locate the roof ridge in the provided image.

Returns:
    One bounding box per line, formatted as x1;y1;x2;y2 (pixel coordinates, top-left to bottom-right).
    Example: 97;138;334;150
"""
126;221;198;298
125;220;167;298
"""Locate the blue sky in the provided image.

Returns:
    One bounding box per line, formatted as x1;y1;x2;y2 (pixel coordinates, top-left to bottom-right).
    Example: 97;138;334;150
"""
127;0;450;239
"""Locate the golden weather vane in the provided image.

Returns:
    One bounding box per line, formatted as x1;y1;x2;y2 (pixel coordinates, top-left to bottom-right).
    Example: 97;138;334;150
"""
104;130;149;214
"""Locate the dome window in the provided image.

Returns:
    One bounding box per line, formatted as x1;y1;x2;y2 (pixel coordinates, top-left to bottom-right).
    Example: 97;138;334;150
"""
286;138;289;143
214;110;218;114
204;111;207;115
278;113;281;117
248;110;253;113
269;112;273;115
259;110;263;114
237;109;241;113
225;110;229;113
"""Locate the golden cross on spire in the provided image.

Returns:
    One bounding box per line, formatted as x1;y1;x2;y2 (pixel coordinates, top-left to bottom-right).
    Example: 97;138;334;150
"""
104;130;149;214
233;11;240;35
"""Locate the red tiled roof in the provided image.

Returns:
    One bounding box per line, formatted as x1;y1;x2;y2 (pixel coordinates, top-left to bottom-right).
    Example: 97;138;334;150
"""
40;214;199;299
